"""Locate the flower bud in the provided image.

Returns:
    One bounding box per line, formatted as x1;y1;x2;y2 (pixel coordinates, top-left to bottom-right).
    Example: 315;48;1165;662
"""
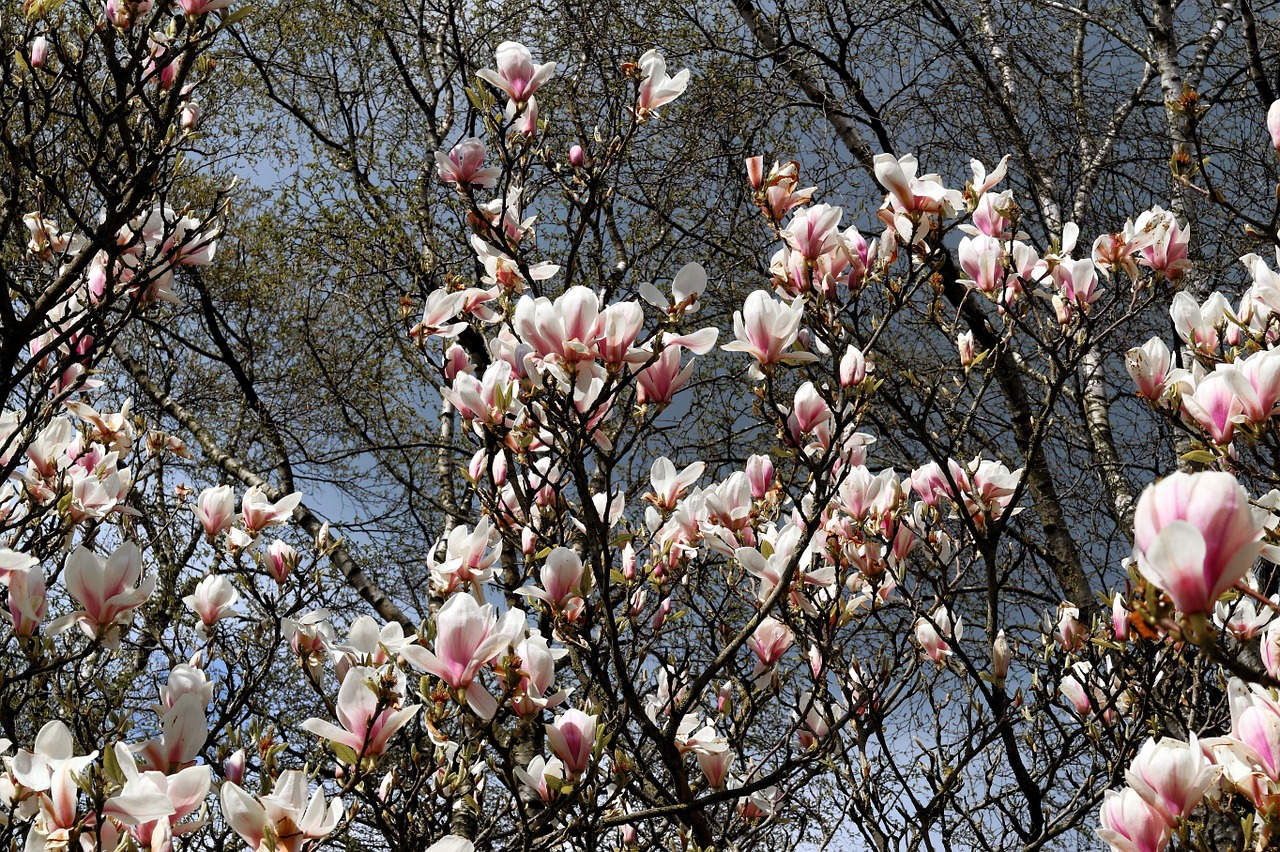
224;748;246;784
745;155;765;190
30;36;48;69
569;144;585;167
991;629;1010;681
1268;99;1280;151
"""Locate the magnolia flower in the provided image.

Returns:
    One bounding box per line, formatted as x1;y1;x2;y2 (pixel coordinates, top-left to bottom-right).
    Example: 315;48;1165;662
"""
517;547;584;609
515;755;565;802
635;49;689;117
239;486;302;535
1096;787;1172;852
915;606;961;663
511;632;570;716
639;262;706;316
1132;471;1262;614
991;630;1011;681
183;574;239;630
435;138;501;188
108;743;209;849
748;617;793;673
476;42;555;106
1125;338;1182;402
221;770;342;852
722;290;818;375
53;542;154;648
1268;99;1280;150
546;708;597;776
1125;735;1218;822
265;539;299;584
302;666;420;761
647;457;705;510
400;594;526;719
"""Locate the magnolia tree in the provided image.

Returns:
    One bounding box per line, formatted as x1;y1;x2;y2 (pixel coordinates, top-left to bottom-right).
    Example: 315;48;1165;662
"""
11;13;1280;852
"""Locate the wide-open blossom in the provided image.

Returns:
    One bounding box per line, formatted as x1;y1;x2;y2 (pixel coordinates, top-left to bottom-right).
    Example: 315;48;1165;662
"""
54;541;154;648
510;633;570;716
435;138;501;188
635;48;689;117
476;42;555;107
1132;471;1262;614
107;743;209;848
639;262;706;317
302;665;419;762
401;593;525;719
221;770;342;852
722;290;818;375
240;486;302;535
515;755;565;802
1125;735;1218;822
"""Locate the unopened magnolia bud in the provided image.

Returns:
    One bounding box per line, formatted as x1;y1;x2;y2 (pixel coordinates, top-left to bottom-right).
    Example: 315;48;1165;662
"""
224;748;246;784
957;331;977;368
30;36;48;69
181;101;201;131
746;454;773;499
1268;99;1280;151
991;630;1010;681
569;144;585;167
839;344;868;387
745;155;765;190
1112;593;1129;642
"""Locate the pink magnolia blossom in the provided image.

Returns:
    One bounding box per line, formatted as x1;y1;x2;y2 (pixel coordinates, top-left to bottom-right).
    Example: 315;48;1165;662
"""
958;235;1003;296
647;457;705;511
748;616;793;671
1125;735;1219;822
511;633;570;716
745;454;774;499
107;743;209;849
1223;349;1280;424
178;0;232;14
135;693;207;772
5;563;46;637
1096;787;1172;852
54;541;155;648
635;49;689;118
1125;338;1181;402
991;630;1011;681
1132;471;1262;614
434;138;501;188
220;770;342;852
401;593;525;719
301;666;419;761
1268;99;1280;150
518;547;583;608
722;290;818;374
29;36;48;69
1229;679;1280;780
265;539;298;584
183;574;238;630
546;708;597;776
639;261;708;317
239;485;302;535
1113;593;1130;642
839;345;870;388
476;42;555;106
634;347;695;404
515;755;565;802
1180;372;1241;444
1054;602;1086;651
915;606;961;663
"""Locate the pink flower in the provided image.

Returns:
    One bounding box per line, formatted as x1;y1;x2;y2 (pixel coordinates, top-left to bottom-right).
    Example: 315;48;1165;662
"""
1229;679;1280;780
722;290;818;373
476;42;555;106
301;665;419;760
957;331;977;369
54;542;155;648
748;616;793;671
5;563;46;637
839;345;869;387
182;574;238;630
178;0;232;15
569;144;585;167
239;486;302;535
1268;99;1280;150
401;593;525;719
1132;471;1263;614
1113;593;1130;641
546;708;597;776
30;36;47;69
265;539;298;584
1180;372;1242;444
1223;349;1280;424
635;49;689;117
915;606;960;663
518;547;583;608
435;138;501;188
634;347;695;405
1125;338;1180;402
220;770;342;852
1096;787;1172;852
1125;735;1218;822
991;630;1011;681
647;457;705;510
745;454;773;499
